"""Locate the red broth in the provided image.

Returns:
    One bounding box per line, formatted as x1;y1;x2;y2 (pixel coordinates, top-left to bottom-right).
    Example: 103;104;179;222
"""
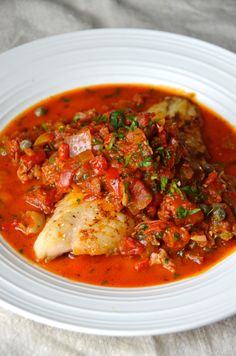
0;84;236;287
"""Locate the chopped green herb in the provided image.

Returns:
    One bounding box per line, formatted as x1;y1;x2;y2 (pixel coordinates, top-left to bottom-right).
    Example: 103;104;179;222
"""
114;156;125;163
73;113;81;122
35;106;48;117
83;173;89;180
48;155;55;164
110;110;124;130
188;208;201;216
140;223;148;231
41;122;49;131
124;181;129;193
156;146;164;153
124;153;133;167
48;142;55;151
129;120;139;131
176;206;189;219
160;177;168;192
105;135;116;150
155;231;164;239
61;96;71;102
176;206;201;219
164;258;169;264
58;126;65;132
139;156;153;168
76;198;81;204
173;232;181;241
116;132;125;139
169;181;183;196
124;181;131;202
156;146;172;165
150;174;158;180
181;185;206;202
95;115;108;123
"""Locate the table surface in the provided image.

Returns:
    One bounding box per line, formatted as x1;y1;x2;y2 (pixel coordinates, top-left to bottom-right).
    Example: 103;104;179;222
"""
0;0;236;355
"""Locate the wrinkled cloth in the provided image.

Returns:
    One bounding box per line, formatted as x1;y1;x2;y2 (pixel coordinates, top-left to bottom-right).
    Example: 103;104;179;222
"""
0;0;236;355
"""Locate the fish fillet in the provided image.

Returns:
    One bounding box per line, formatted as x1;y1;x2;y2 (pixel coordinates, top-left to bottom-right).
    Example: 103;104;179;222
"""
34;191;134;261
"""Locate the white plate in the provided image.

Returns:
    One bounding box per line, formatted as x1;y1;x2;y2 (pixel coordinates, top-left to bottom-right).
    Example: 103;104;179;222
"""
0;29;236;336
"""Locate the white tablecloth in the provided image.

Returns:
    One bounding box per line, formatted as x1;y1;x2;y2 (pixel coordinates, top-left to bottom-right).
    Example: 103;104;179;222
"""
0;1;236;355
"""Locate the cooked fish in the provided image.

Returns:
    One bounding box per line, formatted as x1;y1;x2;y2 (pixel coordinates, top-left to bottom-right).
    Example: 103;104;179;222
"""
148;96;206;155
34;190;134;261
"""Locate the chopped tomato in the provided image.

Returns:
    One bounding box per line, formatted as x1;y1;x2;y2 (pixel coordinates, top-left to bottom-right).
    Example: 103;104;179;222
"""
204;171;217;186
25;187;56;214
121;236;145;256
128;179;152;215
158;193;204;226
163;225;190;251
104;133;113;147
136;113;153;128
21;150;46;169
57;171;73;190
0;220;18;231
90;156;108;175
134;258;150;271
58;143;70;160
105;167;121;198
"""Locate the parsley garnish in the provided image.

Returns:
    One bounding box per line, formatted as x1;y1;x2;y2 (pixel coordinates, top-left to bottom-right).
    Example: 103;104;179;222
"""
110;110;124;130
176;206;201;219
41;122;49;131
105;135;116;150
173;232;180;241
73;113;81;122
140;223;148;231
160;177;168;192
124;153;133;167
139;156;153;168
95;115;108;123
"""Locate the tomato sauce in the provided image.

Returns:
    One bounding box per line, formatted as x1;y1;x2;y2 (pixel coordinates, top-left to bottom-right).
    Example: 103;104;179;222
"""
0;84;236;287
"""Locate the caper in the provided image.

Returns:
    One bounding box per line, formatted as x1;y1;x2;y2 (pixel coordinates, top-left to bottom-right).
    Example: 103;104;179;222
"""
203;163;214;173
20;139;32;150
212;206;226;221
34;106;48;117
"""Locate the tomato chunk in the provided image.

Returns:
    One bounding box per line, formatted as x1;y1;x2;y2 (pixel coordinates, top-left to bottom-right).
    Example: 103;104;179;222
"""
105;167;121;197
163;225;190;251
58;143;70;161
134;258;150;271
121;236;145;256
90;156;108;175
21;150;46;169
